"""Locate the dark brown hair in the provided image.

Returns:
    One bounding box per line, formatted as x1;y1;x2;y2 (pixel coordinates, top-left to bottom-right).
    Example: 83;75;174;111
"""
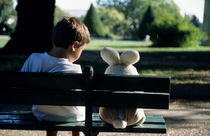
52;17;90;48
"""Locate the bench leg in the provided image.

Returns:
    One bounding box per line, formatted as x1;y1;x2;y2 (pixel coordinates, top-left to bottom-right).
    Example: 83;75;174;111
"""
72;131;84;136
92;132;99;136
47;130;57;136
83;131;99;136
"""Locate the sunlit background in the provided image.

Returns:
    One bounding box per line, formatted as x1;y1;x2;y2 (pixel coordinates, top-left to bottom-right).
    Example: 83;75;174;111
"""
55;0;204;22
12;0;204;22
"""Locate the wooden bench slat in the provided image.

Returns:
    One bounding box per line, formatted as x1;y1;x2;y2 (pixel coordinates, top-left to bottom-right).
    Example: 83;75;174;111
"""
143;115;165;124
91;74;171;93
89;92;169;109
0;89;86;106
0;114;36;120
0;72;85;90
0;72;170;93
0;90;169;109
92;113;165;125
0;113;166;133
0;112;165;125
92;124;166;133
0;120;85;131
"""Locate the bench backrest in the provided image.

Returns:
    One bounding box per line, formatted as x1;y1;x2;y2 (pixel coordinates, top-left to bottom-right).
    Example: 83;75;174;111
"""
0;66;171;109
89;74;170;109
0;71;87;106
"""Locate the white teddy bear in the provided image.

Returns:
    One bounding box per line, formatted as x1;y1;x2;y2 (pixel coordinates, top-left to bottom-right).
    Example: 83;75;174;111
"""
99;47;146;129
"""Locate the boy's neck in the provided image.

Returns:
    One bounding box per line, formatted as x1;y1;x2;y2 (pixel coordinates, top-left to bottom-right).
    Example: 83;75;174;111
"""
48;47;71;61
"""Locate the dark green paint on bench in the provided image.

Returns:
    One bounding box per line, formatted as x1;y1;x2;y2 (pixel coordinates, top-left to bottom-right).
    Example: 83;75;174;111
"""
0;66;170;135
91;74;171;92
0;112;166;133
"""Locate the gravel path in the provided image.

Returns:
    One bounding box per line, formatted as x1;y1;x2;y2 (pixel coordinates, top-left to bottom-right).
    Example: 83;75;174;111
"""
0;100;209;136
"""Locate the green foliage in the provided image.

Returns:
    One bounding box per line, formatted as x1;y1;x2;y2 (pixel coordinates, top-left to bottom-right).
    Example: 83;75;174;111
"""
96;0;204;46
54;6;70;24
157;0;181;18
149;6;203;47
97;6;131;39
96;0;180;39
125;0;149;38
0;0;16;35
84;4;105;38
116;0;180;39
96;0;129;13
0;0;13;23
0;37;9;48
97;0;149;39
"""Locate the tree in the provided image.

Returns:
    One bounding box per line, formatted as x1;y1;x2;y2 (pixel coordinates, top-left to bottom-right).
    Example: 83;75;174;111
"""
127;0;181;39
97;0;129;13
2;0;55;53
0;0;15;35
54;6;70;24
97;6;131;39
97;0;151;39
191;15;202;28
202;0;210;45
137;5;154;40
97;0;183;39
84;4;105;38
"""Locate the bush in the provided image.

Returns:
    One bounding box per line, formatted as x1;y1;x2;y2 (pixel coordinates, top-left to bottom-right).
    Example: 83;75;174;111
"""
149;9;203;47
150;21;202;47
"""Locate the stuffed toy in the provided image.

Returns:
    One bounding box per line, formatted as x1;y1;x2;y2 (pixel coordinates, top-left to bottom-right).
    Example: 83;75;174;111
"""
99;47;146;129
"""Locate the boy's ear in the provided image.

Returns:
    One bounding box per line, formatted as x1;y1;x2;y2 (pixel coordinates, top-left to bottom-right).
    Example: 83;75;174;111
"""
71;41;80;51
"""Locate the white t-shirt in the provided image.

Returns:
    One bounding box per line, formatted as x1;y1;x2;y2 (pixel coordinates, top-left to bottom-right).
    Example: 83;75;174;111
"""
21;52;85;122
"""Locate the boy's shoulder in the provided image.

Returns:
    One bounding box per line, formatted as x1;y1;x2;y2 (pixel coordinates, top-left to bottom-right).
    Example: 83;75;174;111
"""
28;52;48;59
30;52;47;56
25;53;48;64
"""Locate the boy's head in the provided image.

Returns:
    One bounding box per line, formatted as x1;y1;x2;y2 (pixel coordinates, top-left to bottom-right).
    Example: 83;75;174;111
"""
52;17;90;49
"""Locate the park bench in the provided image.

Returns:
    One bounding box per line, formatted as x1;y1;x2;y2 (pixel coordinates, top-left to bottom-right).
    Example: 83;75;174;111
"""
0;66;171;136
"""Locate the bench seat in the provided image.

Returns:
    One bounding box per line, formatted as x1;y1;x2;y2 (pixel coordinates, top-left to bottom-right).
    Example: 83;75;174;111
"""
0;112;166;133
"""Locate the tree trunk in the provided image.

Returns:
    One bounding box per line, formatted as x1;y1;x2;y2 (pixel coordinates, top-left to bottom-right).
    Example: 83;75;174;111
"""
2;0;55;54
202;0;210;46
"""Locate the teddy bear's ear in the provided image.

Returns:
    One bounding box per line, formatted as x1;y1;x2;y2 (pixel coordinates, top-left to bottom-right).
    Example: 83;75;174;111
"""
100;47;120;65
120;50;140;65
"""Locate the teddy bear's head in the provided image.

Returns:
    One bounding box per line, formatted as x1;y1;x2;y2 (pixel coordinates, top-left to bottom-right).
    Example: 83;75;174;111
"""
100;47;140;75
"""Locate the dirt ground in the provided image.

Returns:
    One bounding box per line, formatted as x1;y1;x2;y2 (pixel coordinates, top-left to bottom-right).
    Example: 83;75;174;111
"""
0;100;209;136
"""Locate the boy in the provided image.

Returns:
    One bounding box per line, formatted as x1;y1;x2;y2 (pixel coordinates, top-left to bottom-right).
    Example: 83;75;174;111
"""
21;17;90;136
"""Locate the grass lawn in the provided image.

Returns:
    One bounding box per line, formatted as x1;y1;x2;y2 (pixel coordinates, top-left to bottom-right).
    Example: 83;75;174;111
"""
141;69;210;85
87;40;210;52
0;36;10;48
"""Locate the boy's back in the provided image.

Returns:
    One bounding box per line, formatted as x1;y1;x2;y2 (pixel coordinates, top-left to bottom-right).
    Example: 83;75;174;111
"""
21;52;85;122
21;52;82;73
